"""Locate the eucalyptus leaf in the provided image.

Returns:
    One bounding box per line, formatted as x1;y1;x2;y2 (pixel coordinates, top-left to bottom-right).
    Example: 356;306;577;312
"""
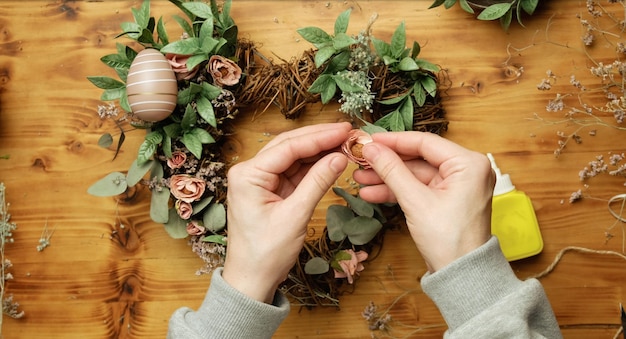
150;157;164;181
126;159;154;186
203;203;226;232
98;133;113;148
332;187;374;217
163;208;188;239
87;172;127;197
343;216;383;245
304;257;330;275
202;234;227;245
151;188;171;224
192;196;214;215
326;204;354;242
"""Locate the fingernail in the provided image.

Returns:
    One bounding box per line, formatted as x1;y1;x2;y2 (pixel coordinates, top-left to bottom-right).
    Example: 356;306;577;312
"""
330;154;347;173
362;143;379;162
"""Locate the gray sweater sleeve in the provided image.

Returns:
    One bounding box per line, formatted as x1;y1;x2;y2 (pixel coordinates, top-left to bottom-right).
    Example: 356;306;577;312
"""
421;236;562;338
167;267;290;339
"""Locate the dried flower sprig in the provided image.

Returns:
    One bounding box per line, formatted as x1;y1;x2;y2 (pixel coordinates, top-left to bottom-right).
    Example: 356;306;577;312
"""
0;183;24;334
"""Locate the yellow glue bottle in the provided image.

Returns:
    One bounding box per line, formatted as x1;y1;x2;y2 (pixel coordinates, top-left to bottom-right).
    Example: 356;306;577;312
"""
487;153;544;261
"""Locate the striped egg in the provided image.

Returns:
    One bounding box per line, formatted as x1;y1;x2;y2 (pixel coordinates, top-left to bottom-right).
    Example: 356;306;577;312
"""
126;49;178;122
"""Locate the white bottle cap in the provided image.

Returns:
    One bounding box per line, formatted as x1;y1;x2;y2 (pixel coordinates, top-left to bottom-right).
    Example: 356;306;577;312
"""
487;153;515;196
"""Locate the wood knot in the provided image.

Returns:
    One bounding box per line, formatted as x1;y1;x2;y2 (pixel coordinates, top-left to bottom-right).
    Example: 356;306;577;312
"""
502;64;523;81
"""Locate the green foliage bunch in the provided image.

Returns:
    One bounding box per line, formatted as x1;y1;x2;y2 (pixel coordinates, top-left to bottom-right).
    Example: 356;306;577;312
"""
297;10;440;132
429;0;539;31
88;0;240;240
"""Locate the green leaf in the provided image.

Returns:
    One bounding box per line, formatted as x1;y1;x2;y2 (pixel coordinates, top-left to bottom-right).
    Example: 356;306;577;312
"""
178;82;203;105
378;90;410;105
203;203;226;232
297;26;332;46
137;131;162;165
186;54;207;71
458;0;475;13
199;16;215;42
304;257;330;275
182;133;202;159
100;54;132;70
196;96;217;128
399;98;414;130
521;0;538;15
398;57;419;71
87;172;128;196
326;204;353;242
200;36;220;54
182;2;213;18
189;127;215;144
131;0;151;28
119;22;142;39
413;82;426;106
376;110;404;132
315;46;337;68
160;38;201;55
321;81;337;104
501;6;513;30
443;0;457;9
421;76;438;97
202;234;227;245
360;121;388;135
428;0;447;9
101;88;126;101
162;135;172;158
343;216;383;245
390;21;407;59
201;82;222;100
151;160;164;181
415;59;440;73
163;123;183;138
181;104;197;131
98;133;113;148
163;208;188;238
410;41;421;59
157;17;169;45
120;93;131;112
173;14;194;36
477;2;513;20
334;9;351;35
126;159;154;186
192;196;214;215
332;187;374;217
87;76;125;90
325;50;351;74
308;74;334;94
151;188;171;223
333;33;356;50
137;27;156;46
371;37;390;58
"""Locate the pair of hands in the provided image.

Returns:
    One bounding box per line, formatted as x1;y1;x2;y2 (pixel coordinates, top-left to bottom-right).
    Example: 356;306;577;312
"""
222;122;494;303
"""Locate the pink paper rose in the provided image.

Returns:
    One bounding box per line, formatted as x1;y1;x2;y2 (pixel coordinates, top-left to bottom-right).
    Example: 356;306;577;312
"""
208;55;242;87
166;53;200;81
169;175;206;203
334;249;368;284
167;151;187;169
341;129;373;169
186;220;206;236
175;200;193;220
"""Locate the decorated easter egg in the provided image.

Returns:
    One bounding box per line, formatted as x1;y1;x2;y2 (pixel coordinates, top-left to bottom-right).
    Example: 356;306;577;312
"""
126;49;178;122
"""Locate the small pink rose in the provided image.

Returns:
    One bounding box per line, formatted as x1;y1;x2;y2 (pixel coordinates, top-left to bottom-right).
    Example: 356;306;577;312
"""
169;175;206;203
341;129;373;169
186;220;206;236
208;55;242;87
333;249;368;284
176;200;193;220
166;53;200;81
167;151;187;169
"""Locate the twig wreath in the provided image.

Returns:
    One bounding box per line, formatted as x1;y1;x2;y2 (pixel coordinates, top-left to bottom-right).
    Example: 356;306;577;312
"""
88;0;447;307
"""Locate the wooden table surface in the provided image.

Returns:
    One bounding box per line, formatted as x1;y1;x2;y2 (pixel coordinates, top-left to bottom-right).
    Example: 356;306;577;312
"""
1;0;625;338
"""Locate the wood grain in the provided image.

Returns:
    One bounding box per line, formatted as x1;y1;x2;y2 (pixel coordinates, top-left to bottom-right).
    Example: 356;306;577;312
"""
0;0;625;338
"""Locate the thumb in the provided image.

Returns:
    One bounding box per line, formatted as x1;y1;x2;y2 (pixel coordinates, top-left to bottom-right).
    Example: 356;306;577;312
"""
362;142;428;201
289;153;348;209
